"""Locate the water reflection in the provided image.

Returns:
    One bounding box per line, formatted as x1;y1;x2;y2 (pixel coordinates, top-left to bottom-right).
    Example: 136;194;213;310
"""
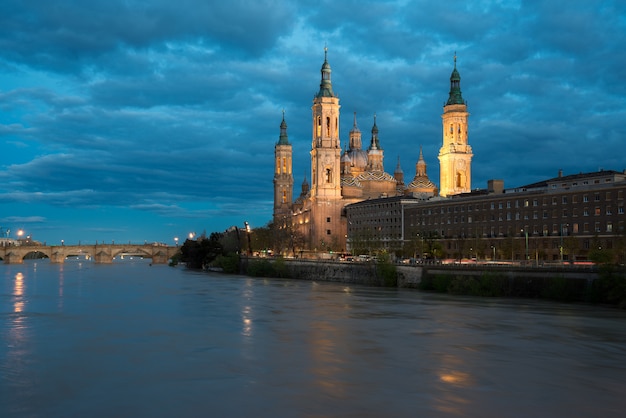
13;272;25;314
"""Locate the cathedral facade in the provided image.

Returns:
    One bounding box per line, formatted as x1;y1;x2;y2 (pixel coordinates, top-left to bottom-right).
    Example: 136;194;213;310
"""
273;49;471;253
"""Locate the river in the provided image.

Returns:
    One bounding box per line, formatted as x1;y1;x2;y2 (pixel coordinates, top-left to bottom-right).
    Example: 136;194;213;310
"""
1;258;625;417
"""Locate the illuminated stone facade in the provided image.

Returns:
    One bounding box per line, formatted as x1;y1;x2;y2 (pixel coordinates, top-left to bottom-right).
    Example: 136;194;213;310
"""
438;56;472;197
274;49;448;254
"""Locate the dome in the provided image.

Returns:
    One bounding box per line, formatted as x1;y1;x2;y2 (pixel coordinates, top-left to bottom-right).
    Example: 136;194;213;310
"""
347;149;368;171
355;170;396;183
407;177;437;190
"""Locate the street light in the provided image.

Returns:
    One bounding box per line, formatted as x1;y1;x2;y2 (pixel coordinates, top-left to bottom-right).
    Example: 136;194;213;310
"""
244;221;252;256
521;228;529;262
560;223;568;263
174;237;179;247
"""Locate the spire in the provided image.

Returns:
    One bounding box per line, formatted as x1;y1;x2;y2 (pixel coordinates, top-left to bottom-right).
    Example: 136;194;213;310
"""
446;52;464;105
277;109;289;145
416;145;427;176
369;114;381;150
394;156;404;185
394;156;403;174
316;46;336;98
350;111;360;133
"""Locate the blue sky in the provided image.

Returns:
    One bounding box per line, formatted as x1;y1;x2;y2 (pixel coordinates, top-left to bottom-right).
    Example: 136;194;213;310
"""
1;0;625;245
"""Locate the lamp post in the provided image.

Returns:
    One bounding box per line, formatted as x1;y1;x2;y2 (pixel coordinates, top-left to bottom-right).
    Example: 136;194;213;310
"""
560;223;568;263
244;221;252;256
521;228;529;263
174;237;179;247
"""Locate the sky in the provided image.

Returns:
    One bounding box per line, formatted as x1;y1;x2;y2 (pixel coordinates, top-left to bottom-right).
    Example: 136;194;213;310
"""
1;0;625;246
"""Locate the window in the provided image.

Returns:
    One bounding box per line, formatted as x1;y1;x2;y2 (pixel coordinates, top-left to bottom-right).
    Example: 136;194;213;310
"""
595;193;600;202
562;196;568;204
583;208;589;216
583;195;589;203
619;206;624;214
607;222;613;233
533;199;538;207
326;229;331;235
326;217;331;222
595;207;601;216
606;207;612;215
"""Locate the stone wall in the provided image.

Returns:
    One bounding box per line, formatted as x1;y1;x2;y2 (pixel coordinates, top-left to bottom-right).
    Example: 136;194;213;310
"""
272;259;598;289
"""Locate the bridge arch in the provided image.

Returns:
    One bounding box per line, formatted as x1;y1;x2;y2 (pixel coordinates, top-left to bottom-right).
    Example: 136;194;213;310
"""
110;247;153;260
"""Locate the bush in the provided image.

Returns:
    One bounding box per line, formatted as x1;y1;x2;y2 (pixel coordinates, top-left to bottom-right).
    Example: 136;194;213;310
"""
376;257;397;287
246;259;275;277
589;266;626;308
213;254;240;274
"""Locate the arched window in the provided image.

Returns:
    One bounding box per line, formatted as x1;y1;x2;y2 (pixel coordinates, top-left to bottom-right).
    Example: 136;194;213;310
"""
325;168;332;183
326;117;331;136
316;116;322;136
282;157;286;173
282;190;287;203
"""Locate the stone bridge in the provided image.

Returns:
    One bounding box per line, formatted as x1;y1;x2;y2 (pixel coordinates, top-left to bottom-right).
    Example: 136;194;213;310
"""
0;244;180;264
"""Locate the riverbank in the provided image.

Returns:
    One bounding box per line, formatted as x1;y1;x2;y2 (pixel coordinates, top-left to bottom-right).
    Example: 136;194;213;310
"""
236;257;626;308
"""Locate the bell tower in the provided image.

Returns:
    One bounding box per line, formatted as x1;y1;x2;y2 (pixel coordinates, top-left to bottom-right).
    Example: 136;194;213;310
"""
310;47;342;200
308;47;345;251
273;110;293;225
438;55;472;197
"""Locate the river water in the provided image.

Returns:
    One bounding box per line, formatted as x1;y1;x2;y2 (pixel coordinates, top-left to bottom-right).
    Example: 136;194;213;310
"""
1;259;625;417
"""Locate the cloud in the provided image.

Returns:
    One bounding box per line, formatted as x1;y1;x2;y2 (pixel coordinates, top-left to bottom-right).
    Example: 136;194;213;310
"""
0;216;47;223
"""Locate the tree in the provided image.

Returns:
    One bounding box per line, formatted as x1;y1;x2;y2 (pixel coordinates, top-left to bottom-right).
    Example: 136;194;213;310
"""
179;233;224;269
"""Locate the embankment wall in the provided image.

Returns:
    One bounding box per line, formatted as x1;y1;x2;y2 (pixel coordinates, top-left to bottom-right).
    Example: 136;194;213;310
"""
256;259;597;288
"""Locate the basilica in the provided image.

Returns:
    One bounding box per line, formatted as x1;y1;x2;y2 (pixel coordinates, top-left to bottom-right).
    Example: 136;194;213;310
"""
273;49;472;252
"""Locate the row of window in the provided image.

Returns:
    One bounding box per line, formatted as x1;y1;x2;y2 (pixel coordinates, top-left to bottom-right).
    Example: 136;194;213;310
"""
419;190;625;215
413;205;625;225
425;220;624;238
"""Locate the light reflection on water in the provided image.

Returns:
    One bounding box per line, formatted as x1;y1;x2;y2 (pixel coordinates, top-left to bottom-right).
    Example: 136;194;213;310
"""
1;259;626;417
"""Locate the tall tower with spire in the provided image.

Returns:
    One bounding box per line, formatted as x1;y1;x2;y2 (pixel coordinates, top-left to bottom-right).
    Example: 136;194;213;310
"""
438;54;472;197
308;48;344;250
310;47;342;199
273;111;294;225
